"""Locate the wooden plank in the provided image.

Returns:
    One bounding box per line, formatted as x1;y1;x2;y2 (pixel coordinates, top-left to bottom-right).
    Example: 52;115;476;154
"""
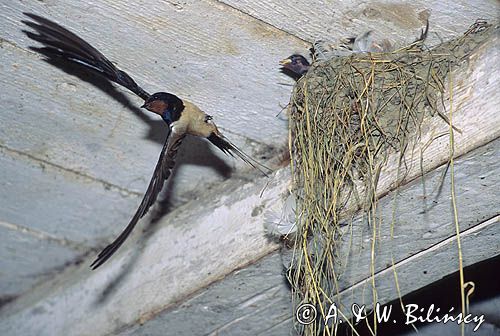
115;140;500;336
2;138;496;334
1;0;305;200
112;138;498;335
0;225;82;302
0;168;289;336
338;215;499;314
0;147;140;243
334;138;499;312
118;253;294;336
222;0;498;47
0;143;141;300
118;253;500;336
336;138;500;292
0;3;498;336
0;0;304;307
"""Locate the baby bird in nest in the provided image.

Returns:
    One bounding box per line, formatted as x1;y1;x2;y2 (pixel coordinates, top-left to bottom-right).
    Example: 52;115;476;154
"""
279;31;391;79
23;13;270;269
279;54;311;79
280;21;429;78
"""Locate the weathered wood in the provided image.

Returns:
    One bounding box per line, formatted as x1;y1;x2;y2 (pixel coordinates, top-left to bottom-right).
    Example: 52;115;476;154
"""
119;253;294;336
0;146;141;302
223;0;498;47
0;147;140;243
1;0;303;198
0;1;498;335
115;138;499;336
338;216;499;311
1;130;497;335
0;0;304;303
0;168;289;336
0;224;81;300
335;139;500;313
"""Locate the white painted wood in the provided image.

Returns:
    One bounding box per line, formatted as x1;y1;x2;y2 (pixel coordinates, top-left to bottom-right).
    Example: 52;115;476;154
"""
222;0;499;48
119;139;498;335
0;168;289;336
1;0;305;197
335;139;500;313
120;253;294;336
0;146;140;301
0;1;498;335
2;137;494;336
0;147;140;243
337;215;499;315
0;224;81;299
0;0;305;302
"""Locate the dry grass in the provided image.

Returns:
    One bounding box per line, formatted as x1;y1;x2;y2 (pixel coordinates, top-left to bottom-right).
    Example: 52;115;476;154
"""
286;21;493;336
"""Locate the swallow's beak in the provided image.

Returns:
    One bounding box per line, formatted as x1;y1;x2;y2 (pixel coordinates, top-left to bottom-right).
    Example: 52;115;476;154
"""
141;102;148;109
279;58;292;66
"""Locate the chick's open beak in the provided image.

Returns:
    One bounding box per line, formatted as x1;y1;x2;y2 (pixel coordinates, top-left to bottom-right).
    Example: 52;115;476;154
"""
279;58;292;66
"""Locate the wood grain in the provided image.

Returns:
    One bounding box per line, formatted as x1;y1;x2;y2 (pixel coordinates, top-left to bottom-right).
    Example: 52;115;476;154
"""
222;0;498;48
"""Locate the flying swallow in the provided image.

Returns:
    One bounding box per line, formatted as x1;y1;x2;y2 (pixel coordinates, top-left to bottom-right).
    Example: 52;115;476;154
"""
23;13;269;269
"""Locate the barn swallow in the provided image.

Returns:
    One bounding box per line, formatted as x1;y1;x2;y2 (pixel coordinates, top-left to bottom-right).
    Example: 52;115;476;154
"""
23;13;269;269
281;21;429;78
279;54;310;78
279;33;391;78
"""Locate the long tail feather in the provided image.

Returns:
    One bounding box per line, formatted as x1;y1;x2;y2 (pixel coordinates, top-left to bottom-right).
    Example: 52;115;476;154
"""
207;133;271;177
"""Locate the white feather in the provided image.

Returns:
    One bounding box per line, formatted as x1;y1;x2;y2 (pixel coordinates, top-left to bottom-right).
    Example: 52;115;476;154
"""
264;191;297;236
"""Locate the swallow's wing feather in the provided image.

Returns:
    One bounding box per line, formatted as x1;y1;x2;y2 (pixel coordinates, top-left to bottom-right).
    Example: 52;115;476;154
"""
22;13;150;101
90;129;185;269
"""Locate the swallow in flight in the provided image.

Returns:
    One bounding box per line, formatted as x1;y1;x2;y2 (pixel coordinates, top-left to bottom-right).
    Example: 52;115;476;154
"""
23;13;269;269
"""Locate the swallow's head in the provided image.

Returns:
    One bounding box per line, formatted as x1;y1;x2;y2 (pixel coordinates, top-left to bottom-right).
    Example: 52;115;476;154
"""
279;54;310;76
141;92;184;124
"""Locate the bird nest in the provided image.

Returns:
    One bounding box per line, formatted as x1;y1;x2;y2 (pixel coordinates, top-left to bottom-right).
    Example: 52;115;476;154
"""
286;21;493;335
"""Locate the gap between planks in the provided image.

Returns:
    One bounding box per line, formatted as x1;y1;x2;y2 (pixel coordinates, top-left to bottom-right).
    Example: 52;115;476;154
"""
0;144;142;196
0;219;87;251
212;0;311;44
337;214;500;298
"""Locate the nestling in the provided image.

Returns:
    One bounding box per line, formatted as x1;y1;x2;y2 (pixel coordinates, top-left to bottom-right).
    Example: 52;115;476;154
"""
279;54;311;78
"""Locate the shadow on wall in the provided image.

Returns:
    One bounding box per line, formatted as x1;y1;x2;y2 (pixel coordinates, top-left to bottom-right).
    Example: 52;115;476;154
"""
32;49;234;179
29;52;235;303
91;136;233;305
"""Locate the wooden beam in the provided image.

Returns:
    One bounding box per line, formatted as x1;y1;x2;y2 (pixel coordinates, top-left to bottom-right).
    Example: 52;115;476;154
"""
335;138;499;315
222;0;498;48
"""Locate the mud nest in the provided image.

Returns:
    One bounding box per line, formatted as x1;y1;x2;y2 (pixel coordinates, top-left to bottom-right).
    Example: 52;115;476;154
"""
287;21;494;335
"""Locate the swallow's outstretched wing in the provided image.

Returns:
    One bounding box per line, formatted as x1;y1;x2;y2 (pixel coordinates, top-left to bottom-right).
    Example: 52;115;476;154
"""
22;12;150;101
23;13;272;269
90;128;185;269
